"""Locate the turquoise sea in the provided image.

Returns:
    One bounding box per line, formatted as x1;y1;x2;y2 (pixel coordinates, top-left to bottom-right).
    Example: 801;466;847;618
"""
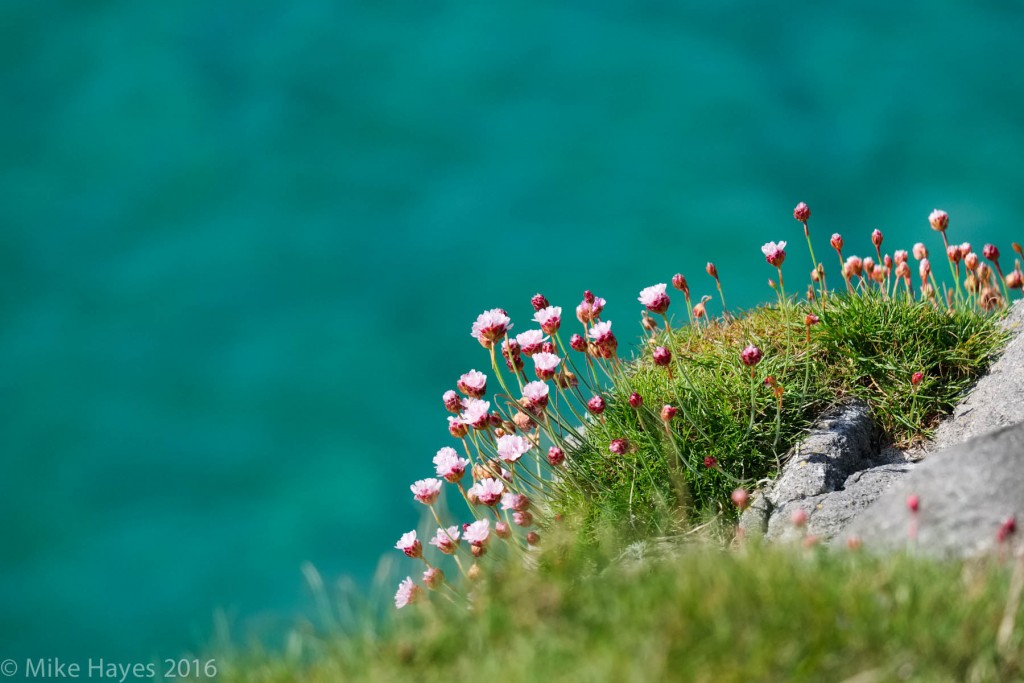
3;0;1024;661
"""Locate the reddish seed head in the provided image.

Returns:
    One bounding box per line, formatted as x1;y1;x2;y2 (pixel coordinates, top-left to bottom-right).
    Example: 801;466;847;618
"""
731;488;749;510
703;456;717;468
929;209;949;232
587;395;606;415
653;346;672;367
583;290;595;304
740;344;763;367
609;438;628;455
830;233;844;251
531;293;549;311
706;262;719;279
547;446;565;466
871;229;883;249
907;494;920;513
983;244;1000;261
793;201;811;223
660;404;678;421
672;273;690;297
628;392;643;409
791;508;809;528
911;371;924;386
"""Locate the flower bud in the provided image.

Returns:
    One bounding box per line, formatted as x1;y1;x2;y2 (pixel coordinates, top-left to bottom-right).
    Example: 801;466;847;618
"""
422;567;444;589
628;392;643;409
703;456;717;468
964;252;979;270
911;371;924;386
672;273;689;297
513;511;534;527
928;209;949;232
791;508;808;527
547;446;565;466
793;202;810;222
526;531;540;546
531;293;550;311
740;344;763;367
1006;270;1023;290
907;494;919;513
587;395;606;415
983;244;1000;261
731;488;749;510
569;334;587;352
494;521;511;539
443;390;464;414
660;404;677;421
830;233;844;251
609;438;629;455
653;346;672;366
871;229;883;249
706;262;718;279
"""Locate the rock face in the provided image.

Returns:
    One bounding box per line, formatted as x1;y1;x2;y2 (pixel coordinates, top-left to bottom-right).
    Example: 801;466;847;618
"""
838;422;1024;557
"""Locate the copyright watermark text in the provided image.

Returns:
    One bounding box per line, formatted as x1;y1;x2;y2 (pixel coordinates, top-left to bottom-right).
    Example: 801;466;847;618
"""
0;658;217;681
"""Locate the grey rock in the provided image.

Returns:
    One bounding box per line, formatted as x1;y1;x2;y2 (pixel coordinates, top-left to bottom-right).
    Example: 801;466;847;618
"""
838;421;1024;557
929;300;1024;452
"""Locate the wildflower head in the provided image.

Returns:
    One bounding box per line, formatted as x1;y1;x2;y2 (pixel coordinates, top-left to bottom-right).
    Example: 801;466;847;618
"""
464;519;491;547
609;438;629;455
895;261;911;280
494;521;511;539
871;229;883;249
913;242;928;260
411;478;443;506
791;508;809;528
693;295;711;319
1006;270;1023;290
638;283;671;314
501;492;531;512
706;262;719;280
862;256;876;276
928;209;949;232
533;305;562;335
805;313;820;327
959;242;972;258
830;233;844;252
576;291;606;323
521;381;550;412
998;516;1017;543
761;241;787;268
911;371;924;387
471;308;513;349
964;252;979;271
894;249;909;264
569;333;587;352
457;369;488;398
460;398;492;430
983;244;1000;262
793;201;811;223
844;255;863;278
447;416;468;439
515;330;547;357
547;446;565;466
422;567;444;589
907;494;920;513
531;293;550;311
979;287;1003;312
434;447;470;483
740;344;763;367
394;577;420;609
443;390;463;414
469;478;505;506
846;535;863;551
395;530;422;558
587;395;606;415
532;352;562;381
672;273;690;297
513;511;534;527
946;244;962;263
703;456;717;468
430;526;460;554
588;320;618;358
919;258;931;280
496;434;533;463
731;488;749;510
628;392;643;409
526;531;540;546
660;404;677;421
653;346;672;367
641;312;659;332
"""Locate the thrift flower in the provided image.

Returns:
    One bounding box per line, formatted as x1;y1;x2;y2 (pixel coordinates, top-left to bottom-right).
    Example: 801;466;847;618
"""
660;404;677;421
530;293;550;311
845;255;863;278
761;241;787;267
830;233;844;251
457;369;487;398
628;392;643;408
468;478;504;506
911;372;924;386
576;290;606;323
394;577;420;609
471;308;512;348
740;344;763;367
731;488;749;510
430;526;460;554
672;273;689;296
913;242;928;260
521;381;549;411
501;492;531;512
434;447;470;483
513;511;534;527
515;329;548;356
533;305;562;335
460;398;492;429
907;494;920;513
494;521;511;538
532;352;562;380
639;283;670;314
395;530;422;558
447;416;468;439
526;531;540;546
547;446;565;466
793;202;811;222
929;209;949;232
791;508;809;527
871;229;883;249
983;244;1000;261
653;346;672;366
410;478;443;505
443;390;463;414
422;567;444;589
496;434;533;463
464;519;491;546
894;249;909;264
587;320;618;358
587;395;606;415
609;438;628;455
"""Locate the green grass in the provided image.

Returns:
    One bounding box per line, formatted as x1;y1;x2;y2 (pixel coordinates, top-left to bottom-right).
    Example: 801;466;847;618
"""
208;533;1024;683
555;292;1007;540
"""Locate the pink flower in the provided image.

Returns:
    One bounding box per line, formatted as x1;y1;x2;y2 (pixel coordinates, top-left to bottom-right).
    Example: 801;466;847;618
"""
429;526;460;554
395;530;422;558
706;262;719;280
422;567;444;589
547;446;565;466
653;346;672;366
740;344;763;367
463;519;491;546
443;390;463;414
661;405;677;421
468;477;505;506
919;258;931;280
609;438;628;455
515;330;548;356
587;395;606;415
761;241;787;268
731;488;749;509
628;392;643;408
964;252;978;270
830;233;844;251
513;510;534;527
457;369;488;398
531;293;550;311
587;320;618;358
845;255;863;278
526;531;540;546
576;291;606;323
672;273;689;296
983;244;1000;261
959;242;972;259
501;492;531;512
569;334;587;352
906;494;920;513
496;434;533;463
434;447;470;483
911;371;924;386
894;249;909;264
410;478;443;505
447;416;468;439
793;202;811;222
532;352;562;380
521;381;550;411
928;209;949;232
394;577;420;609
871;229;883;249
791;508;809;527
703;456;717;468
471;308;513;348
494;521;512;538
638;283;670;314
913;242;928;260
460;398;491;429
946;244;962;263
533;306;563;335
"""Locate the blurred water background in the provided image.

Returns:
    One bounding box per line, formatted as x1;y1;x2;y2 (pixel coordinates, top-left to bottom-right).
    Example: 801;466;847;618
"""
3;0;1024;662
